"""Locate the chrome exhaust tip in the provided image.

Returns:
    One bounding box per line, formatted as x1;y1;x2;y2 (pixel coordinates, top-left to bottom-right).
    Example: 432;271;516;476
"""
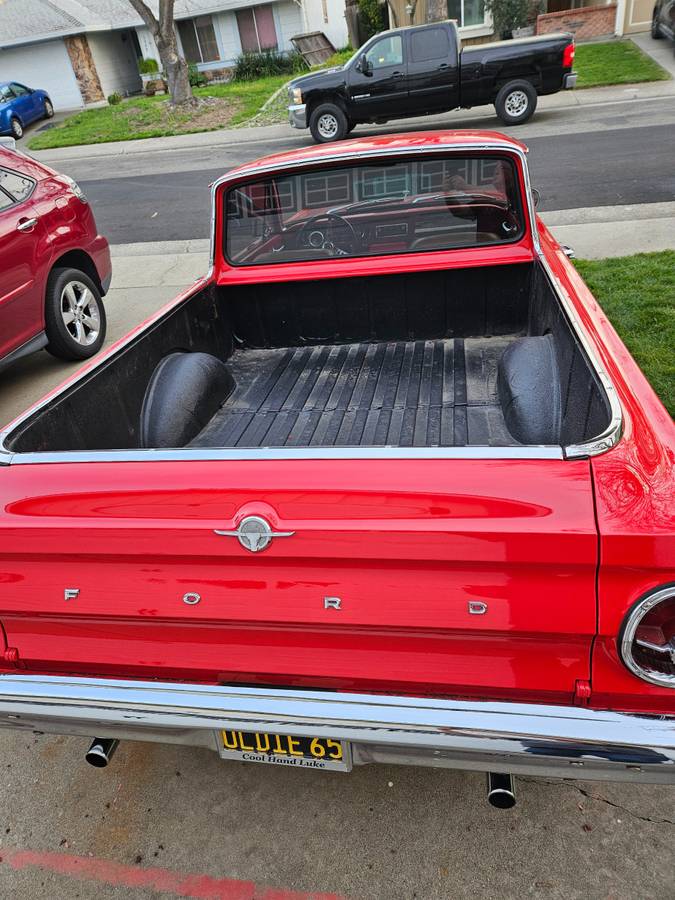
85;738;119;768
487;772;516;809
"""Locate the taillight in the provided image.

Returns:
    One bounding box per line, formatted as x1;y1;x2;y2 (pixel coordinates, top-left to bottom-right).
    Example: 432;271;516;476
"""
620;587;675;687
562;43;575;69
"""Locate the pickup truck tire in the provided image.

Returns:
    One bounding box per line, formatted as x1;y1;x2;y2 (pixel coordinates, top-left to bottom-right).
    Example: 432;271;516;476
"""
651;13;662;38
309;103;348;143
44;267;107;361
494;81;537;125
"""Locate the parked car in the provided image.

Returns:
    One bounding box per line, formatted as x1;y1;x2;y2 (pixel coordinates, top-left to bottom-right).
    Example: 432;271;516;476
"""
0;82;54;139
0;144;110;372
652;0;675;47
0;132;672;803
288;22;576;142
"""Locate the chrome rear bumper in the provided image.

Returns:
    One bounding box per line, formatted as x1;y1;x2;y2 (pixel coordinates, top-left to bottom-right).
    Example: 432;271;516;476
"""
563;72;577;89
0;675;672;783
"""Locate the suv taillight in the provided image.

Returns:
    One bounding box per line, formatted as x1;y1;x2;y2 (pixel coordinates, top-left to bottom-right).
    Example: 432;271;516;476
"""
562;43;575;68
620;587;675;687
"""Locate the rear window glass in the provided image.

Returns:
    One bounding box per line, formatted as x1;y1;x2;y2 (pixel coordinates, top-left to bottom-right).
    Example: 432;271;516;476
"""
410;27;450;62
225;156;524;266
0;168;35;203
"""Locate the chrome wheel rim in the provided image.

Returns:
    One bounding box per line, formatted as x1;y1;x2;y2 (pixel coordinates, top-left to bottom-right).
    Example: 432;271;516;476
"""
11;119;22;137
504;90;528;118
60;281;100;346
45;101;53;116
317;113;339;139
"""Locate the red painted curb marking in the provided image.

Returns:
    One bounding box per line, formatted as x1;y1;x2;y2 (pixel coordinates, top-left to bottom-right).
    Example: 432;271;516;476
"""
0;848;347;900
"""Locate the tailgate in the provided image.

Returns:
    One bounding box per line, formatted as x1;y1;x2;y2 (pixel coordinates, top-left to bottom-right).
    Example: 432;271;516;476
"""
0;458;597;702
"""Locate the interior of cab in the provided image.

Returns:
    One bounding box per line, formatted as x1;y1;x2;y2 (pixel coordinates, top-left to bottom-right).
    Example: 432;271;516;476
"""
225;155;524;265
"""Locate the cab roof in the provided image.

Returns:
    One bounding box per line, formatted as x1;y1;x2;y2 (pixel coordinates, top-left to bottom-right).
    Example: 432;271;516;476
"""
225;130;529;182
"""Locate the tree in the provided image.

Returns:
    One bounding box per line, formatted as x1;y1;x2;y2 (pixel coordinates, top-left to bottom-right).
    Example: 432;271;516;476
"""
483;0;533;39
128;0;193;105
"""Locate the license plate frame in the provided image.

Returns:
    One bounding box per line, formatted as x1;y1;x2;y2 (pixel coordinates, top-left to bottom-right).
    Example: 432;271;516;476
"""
216;729;352;772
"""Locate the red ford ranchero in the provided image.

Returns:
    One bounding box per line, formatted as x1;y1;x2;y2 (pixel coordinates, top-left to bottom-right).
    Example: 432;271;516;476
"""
0;144;110;372
0;132;671;806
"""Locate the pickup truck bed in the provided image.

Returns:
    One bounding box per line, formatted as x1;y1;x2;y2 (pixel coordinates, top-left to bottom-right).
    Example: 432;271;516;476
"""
4;262;611;454
192;337;517;449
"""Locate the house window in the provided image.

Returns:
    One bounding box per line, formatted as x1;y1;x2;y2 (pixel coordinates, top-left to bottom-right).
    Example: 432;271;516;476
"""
236;4;278;52
177;15;220;63
447;0;486;28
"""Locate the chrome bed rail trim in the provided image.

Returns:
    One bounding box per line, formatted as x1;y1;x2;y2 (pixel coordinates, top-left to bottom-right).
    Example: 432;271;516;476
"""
539;256;624;459
1;446;563;465
0;675;672;783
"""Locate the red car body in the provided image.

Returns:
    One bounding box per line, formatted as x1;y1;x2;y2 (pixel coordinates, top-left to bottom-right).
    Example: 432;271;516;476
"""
0;145;111;369
0;132;672;791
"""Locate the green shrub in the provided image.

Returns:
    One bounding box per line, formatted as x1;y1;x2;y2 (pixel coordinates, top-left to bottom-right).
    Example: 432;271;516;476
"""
358;0;386;41
138;57;159;74
188;63;207;86
107;92;122;105
483;0;534;37
233;49;307;81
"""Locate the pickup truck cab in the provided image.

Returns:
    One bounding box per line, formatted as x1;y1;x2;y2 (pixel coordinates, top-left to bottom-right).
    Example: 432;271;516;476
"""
0;132;672;801
288;22;576;142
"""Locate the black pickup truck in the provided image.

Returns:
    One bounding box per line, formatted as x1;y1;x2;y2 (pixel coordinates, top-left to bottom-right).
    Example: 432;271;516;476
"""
288;21;576;143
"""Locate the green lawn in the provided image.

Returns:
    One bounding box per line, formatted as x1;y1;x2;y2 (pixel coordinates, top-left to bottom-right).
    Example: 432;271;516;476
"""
27;75;290;150
575;40;670;88
575;252;675;415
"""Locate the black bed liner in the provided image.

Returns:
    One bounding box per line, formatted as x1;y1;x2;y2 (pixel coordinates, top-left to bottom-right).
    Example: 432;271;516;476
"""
191;337;520;448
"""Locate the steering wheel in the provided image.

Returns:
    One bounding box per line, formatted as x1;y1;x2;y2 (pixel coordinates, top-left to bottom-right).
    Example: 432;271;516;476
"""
296;213;359;256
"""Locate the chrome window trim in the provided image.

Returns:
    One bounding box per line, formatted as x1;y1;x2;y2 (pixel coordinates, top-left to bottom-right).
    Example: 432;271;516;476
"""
620;586;675;689
0;139;622;466
208;140;542;273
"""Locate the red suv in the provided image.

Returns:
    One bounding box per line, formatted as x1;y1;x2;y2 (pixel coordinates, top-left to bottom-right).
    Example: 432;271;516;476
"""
0;145;110;371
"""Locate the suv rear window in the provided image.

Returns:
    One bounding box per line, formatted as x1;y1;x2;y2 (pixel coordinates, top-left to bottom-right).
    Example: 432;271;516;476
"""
225;155;524;266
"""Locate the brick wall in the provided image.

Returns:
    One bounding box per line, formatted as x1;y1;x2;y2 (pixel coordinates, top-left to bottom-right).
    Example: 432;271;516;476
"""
536;4;617;40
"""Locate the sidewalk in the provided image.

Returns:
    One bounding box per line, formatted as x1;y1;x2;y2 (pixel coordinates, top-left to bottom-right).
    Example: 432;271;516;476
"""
632;31;675;78
29;76;675;165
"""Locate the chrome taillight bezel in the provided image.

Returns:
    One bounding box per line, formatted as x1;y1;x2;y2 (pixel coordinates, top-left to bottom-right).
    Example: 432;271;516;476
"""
619;586;675;688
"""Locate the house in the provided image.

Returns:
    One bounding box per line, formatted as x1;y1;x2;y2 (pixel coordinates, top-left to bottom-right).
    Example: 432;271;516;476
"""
0;0;350;112
386;0;647;43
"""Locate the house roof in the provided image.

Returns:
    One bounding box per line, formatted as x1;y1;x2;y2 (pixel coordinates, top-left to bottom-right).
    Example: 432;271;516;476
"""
0;0;280;49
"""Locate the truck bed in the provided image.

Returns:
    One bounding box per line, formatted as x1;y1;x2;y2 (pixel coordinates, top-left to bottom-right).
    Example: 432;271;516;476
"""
192;337;518;448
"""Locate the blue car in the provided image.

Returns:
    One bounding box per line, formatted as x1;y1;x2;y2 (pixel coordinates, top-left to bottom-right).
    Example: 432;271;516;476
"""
0;81;54;139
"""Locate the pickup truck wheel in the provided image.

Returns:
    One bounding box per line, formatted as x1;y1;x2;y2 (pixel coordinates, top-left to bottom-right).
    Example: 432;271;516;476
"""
309;103;348;143
45;267;107;361
495;81;537;125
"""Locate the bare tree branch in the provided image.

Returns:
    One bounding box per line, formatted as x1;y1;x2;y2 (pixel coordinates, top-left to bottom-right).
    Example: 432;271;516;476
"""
127;0;193;105
128;0;159;36
159;0;176;42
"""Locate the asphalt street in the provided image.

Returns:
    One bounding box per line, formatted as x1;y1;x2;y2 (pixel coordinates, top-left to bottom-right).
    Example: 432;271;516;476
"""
33;94;675;245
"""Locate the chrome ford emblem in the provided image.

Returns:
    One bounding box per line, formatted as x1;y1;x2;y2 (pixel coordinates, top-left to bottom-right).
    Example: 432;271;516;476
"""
214;515;294;553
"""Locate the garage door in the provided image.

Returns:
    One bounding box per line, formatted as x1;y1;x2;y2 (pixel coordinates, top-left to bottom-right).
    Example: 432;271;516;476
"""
0;39;82;111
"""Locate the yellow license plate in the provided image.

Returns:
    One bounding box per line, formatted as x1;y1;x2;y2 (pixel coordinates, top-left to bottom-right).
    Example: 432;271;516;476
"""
217;730;352;772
